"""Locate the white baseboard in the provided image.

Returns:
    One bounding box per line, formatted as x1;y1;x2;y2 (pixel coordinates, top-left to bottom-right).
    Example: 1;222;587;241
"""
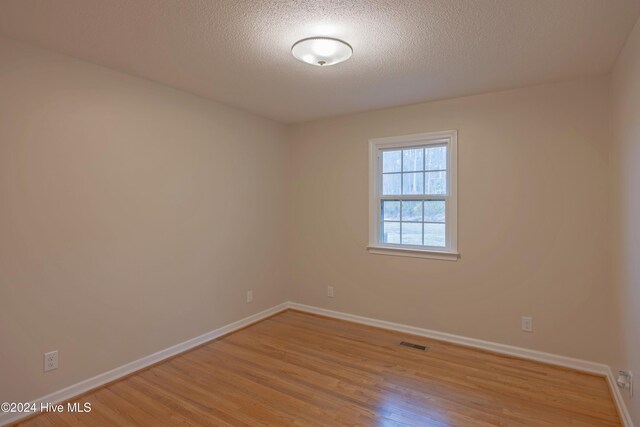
0;302;289;426
287;302;609;374
287;302;634;427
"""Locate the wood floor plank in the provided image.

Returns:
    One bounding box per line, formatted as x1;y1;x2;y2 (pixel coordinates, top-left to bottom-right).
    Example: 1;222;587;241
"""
13;310;622;426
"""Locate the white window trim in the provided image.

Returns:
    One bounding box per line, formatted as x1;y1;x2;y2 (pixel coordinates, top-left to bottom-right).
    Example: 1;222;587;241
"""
368;130;459;261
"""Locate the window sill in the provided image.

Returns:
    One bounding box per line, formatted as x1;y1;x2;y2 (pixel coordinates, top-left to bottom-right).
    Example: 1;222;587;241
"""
367;245;459;261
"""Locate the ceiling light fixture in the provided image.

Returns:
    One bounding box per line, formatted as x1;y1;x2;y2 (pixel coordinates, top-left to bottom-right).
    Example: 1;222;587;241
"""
291;37;352;67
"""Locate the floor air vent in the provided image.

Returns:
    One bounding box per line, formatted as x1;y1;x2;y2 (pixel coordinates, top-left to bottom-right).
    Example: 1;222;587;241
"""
400;341;428;351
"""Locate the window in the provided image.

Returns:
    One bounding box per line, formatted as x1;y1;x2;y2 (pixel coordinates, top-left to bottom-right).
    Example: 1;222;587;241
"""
368;131;458;260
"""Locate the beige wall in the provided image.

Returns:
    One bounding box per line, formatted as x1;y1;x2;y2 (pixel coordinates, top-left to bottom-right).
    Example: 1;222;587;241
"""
0;37;289;403
288;77;613;363
611;16;640;424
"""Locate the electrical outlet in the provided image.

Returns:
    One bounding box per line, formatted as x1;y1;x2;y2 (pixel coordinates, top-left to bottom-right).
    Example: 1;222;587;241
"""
44;351;58;372
327;286;334;298
521;316;533;332
246;290;253;303
617;371;634;397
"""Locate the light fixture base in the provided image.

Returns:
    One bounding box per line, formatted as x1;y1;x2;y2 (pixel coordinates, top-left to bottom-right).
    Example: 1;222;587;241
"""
291;37;352;67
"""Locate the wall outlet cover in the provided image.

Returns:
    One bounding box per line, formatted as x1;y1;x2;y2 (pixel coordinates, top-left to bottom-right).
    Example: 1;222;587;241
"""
521;316;533;332
44;350;58;372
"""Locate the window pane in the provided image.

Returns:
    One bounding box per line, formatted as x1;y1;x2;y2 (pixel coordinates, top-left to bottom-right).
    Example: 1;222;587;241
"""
383;173;401;195
402;148;424;172
402;222;422;245
401;201;422;221
382;201;400;221
424;223;446;247
424;200;445;223
382;221;400;244
402;172;424;195
426;146;447;171
425;171;447;195
382;150;401;173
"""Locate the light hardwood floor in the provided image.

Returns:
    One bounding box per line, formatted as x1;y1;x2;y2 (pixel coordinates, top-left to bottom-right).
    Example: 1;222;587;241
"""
15;310;621;426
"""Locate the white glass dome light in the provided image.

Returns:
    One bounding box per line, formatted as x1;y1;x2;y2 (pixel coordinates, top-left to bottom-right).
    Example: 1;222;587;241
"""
291;37;352;67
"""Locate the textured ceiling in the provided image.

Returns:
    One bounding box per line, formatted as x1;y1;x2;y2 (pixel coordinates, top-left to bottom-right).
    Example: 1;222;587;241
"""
0;0;638;123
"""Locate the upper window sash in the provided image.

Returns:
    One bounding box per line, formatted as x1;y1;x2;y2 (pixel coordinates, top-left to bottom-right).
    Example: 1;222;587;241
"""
378;142;449;197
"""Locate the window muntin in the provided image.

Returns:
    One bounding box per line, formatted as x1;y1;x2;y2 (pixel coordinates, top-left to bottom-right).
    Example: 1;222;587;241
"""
369;131;457;258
